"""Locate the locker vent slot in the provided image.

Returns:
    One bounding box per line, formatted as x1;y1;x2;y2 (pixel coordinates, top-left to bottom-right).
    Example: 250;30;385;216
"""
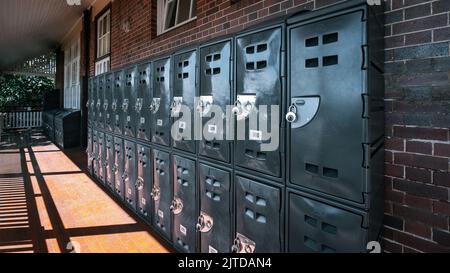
214;54;221;61
322;223;337;235
246;46;255;54
323;55;338;66
255;197;267;207
213;68;221;75
305;58;319;68
206;55;212;62
178;62;183;68
245;208;255;219
183;73;189;79
256;61;267;70
184;61;189;67
304;236;320;252
257;44;268;52
256;214;267;224
323;33;338;44
305;163;319;174
323;167;339;178
206;68;212;75
305;215;318;227
305;37;319;47
246;62;255;70
245;193;255;203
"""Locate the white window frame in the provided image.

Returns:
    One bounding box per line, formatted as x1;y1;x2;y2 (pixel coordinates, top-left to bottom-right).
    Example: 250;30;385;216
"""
157;0;197;35
64;39;81;110
97;9;111;59
95;56;110;76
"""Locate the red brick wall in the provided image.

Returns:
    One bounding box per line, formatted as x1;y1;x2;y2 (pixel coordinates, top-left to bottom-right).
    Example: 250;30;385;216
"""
383;0;450;253
87;0;450;252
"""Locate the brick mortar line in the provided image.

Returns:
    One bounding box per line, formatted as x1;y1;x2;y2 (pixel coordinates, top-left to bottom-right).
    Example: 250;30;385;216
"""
387;0;445;13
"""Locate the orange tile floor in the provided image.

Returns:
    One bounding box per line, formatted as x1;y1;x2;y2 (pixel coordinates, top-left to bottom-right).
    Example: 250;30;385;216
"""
0;130;170;253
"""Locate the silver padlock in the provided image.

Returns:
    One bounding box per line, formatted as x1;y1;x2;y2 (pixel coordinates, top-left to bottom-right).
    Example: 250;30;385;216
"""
232;100;241;115
286;104;298;123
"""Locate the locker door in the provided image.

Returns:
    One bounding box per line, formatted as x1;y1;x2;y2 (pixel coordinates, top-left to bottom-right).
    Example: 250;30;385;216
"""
123;66;138;137
198;40;232;163
124;140;137;210
172;156;197;253
151;58;171;147
105;73;114;133
233;176;282;253
137;144;152;223
137;63;152;141
234;26;283;178
87;127;94;175
105;134;115;192
96;132;106;184
92;130;98;177
113;70;124;135
96;75;105;129
288;11;367;203
172;50;197;154
87;79;94;125
114;137;125;200
92;77;98;127
198;164;232;253
152;150;172;239
288;192;367;253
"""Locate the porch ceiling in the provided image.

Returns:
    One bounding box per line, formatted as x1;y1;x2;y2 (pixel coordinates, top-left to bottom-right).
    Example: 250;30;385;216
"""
0;0;95;70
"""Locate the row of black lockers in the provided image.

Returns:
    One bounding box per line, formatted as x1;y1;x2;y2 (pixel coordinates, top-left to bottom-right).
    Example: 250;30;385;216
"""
86;1;385;253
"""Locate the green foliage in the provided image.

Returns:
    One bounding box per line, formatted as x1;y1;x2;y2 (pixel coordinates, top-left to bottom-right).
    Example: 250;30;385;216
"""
0;74;55;109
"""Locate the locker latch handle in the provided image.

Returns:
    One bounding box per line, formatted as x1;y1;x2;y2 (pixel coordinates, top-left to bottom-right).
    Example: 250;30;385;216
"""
196;212;214;233
122;99;129;112
231;233;256;253
170;197;183;215
151;186;160;201
231;100;242;116
111;100;118;111
135;177;144;191
96;100;101;110
103;101;109;111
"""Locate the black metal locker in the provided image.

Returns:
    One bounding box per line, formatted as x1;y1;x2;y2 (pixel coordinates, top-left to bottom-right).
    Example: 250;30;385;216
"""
92;77;99;127
114;137;125;200
87;127;94;175
152;149;172;240
136;62;152;141
198;40;233;163
172;155;197;253
104;73;114;133
96;132;106;184
233;176;282;253
234;26;284;178
137;144;152;223
105;134;115;192
124;140;137;210
123;66;138;137
198;163;232;253
287;8;384;206
113;70;125;135
172;50;197;154
151;57;172;147
96;74;105;129
87;79;94;125
287;190;368;253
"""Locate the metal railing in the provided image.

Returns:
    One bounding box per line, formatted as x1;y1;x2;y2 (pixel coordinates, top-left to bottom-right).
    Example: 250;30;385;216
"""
0;109;43;129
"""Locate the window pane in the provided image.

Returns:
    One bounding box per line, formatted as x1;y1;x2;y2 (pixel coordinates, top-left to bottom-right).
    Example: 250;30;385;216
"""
191;0;196;18
106;33;110;54
165;0;177;30
177;0;191;24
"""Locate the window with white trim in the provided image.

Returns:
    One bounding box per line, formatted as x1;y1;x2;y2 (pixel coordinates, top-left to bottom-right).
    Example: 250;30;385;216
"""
64;39;81;110
157;0;196;35
97;10;110;58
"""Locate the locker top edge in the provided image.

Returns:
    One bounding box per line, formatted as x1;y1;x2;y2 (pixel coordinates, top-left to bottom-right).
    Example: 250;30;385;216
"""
287;0;384;26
